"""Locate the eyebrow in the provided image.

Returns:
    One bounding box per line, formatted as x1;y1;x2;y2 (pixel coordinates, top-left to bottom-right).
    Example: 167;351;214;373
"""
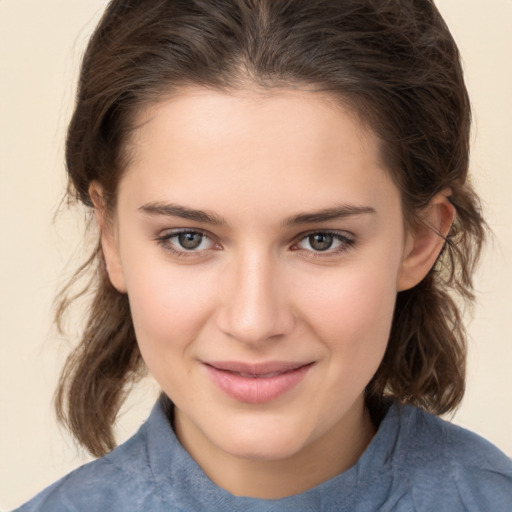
139;202;375;226
282;205;376;226
138;202;226;225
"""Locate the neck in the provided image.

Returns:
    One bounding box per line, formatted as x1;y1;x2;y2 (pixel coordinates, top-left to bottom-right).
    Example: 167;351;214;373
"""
173;398;376;499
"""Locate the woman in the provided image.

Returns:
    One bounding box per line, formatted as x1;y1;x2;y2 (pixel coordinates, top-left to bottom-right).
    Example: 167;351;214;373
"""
13;0;512;510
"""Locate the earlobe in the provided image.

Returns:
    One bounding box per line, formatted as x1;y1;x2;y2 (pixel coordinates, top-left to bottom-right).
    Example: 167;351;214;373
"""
397;190;455;291
89;182;127;293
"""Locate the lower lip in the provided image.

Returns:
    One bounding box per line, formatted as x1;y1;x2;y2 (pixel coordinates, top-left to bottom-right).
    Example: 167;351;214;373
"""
204;364;313;404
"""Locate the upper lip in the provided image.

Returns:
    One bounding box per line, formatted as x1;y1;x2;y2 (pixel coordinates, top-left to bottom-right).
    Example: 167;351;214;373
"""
204;361;313;377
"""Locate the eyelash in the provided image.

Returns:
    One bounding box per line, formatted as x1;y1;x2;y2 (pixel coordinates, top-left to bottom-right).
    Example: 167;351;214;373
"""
292;231;355;257
155;229;355;258
155;229;217;258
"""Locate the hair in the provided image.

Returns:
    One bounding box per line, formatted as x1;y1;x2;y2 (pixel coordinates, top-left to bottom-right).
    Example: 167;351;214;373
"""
55;0;486;457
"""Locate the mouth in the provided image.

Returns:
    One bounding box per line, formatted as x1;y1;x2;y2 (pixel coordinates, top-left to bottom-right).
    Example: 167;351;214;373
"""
203;361;314;404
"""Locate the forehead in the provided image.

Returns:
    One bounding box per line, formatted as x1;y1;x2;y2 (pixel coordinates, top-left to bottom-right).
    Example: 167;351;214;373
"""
119;87;400;224
130;87;378;164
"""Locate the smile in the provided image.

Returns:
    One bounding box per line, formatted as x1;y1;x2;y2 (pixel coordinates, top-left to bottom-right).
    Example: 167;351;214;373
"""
203;361;314;404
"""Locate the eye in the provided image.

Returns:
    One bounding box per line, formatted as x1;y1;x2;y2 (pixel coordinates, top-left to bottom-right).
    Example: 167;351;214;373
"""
176;232;206;250
294;231;354;254
156;229;217;254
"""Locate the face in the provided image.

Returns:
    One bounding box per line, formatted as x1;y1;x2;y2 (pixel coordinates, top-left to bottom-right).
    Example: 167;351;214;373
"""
102;88;415;468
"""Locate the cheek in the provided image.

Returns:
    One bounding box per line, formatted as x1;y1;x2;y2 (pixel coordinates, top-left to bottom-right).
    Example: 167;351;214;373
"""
124;265;221;403
298;264;398;360
121;254;216;360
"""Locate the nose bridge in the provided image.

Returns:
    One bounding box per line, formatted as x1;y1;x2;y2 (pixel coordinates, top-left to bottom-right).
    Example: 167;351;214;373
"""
217;247;294;344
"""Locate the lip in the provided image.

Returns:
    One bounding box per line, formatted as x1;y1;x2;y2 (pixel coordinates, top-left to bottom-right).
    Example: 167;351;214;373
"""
203;361;314;404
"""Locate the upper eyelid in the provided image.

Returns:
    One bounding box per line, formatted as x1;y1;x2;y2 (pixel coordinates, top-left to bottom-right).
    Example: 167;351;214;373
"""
156;227;213;239
294;229;354;242
292;230;355;253
155;228;215;247
154;228;355;247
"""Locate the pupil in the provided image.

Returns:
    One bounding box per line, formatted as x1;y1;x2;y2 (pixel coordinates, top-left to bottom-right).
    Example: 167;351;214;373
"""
178;232;202;249
310;233;333;251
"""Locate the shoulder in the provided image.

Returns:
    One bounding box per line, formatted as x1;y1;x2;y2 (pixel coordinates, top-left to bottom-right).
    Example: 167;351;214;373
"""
12;420;162;512
393;405;512;510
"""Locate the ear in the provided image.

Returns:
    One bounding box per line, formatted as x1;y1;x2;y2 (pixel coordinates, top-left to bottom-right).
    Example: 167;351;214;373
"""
397;189;455;291
89;182;127;293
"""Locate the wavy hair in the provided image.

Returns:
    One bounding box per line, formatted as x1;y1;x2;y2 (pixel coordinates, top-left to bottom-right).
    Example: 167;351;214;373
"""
55;0;486;457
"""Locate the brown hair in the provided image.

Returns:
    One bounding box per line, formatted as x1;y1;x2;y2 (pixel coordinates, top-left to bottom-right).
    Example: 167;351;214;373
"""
55;0;486;457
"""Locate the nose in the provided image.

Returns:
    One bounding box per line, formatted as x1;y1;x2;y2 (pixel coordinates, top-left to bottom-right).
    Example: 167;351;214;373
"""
215;251;295;346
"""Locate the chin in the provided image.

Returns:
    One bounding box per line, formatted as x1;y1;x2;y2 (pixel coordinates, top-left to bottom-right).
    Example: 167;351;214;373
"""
212;415;313;461
223;437;307;462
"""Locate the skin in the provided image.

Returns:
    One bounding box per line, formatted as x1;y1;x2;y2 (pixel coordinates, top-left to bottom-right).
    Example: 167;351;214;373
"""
93;87;454;499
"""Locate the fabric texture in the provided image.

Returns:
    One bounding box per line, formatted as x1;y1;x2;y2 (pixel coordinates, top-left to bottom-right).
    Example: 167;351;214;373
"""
13;399;512;511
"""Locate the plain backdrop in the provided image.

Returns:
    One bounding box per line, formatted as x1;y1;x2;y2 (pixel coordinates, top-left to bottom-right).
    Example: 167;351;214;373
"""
1;0;511;509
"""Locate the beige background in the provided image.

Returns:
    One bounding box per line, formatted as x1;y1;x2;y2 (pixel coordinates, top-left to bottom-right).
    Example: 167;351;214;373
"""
1;0;511;509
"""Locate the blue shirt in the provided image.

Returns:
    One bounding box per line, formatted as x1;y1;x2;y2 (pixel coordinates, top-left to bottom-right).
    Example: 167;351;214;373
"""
13;400;512;511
